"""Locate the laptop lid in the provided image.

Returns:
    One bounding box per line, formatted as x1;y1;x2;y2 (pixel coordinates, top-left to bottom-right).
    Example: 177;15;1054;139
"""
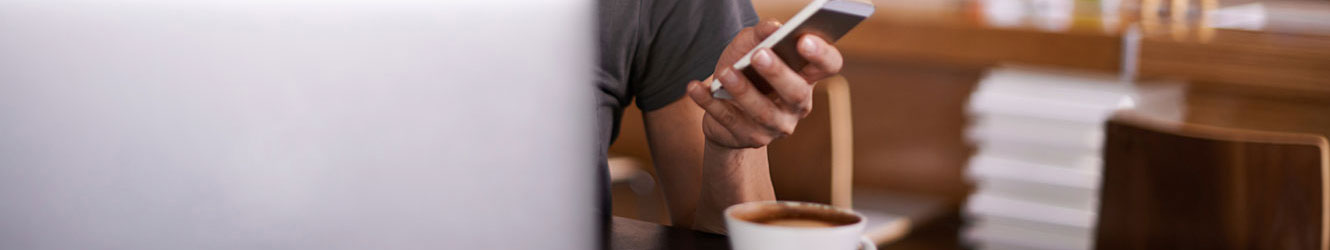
0;0;595;249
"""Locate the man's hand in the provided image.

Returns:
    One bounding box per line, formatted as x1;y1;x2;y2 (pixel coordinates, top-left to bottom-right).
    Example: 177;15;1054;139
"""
685;20;845;149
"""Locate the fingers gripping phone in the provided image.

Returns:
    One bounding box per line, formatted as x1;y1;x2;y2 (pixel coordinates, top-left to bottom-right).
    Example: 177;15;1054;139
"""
710;0;875;99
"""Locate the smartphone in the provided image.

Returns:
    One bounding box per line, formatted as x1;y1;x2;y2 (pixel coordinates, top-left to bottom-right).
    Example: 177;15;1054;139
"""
711;0;875;99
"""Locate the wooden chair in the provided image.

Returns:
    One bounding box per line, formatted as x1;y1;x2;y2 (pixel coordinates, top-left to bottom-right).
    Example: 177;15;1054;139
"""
768;75;855;209
1096;111;1330;249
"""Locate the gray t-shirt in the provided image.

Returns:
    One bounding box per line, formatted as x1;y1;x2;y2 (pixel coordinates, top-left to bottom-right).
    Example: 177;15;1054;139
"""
595;0;758;217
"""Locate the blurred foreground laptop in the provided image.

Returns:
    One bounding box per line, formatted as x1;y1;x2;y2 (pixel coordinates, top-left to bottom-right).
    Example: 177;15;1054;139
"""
0;0;596;249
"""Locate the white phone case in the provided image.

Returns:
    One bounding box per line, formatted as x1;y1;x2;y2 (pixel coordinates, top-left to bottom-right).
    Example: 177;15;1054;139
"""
711;0;875;99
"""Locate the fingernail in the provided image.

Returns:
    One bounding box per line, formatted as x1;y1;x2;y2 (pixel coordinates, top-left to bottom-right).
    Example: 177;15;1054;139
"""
719;69;738;84
687;81;697;91
800;36;818;55
753;49;772;68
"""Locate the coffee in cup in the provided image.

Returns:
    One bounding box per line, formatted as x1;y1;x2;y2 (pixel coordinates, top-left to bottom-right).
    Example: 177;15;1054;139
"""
724;201;875;250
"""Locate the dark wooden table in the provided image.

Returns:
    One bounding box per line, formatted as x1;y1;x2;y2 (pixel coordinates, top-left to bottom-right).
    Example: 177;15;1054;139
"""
608;216;730;250
607;214;971;250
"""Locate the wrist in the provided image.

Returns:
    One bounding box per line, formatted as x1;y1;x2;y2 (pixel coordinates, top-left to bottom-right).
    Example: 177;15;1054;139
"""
694;137;775;233
703;137;746;157
700;140;773;200
702;139;764;174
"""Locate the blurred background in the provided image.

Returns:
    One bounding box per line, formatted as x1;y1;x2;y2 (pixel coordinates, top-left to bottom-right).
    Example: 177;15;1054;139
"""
606;0;1330;249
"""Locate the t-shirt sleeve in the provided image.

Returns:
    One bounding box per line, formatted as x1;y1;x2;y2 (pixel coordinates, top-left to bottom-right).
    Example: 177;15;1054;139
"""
631;0;758;112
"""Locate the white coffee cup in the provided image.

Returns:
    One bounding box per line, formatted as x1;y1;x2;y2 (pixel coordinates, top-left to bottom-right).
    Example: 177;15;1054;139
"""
724;201;876;250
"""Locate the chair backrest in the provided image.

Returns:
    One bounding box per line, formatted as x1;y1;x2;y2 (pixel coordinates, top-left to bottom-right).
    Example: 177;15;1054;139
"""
768;75;855;208
1097;111;1330;249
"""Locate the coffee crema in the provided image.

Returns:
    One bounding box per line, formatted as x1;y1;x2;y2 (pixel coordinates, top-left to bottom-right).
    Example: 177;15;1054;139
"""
759;218;839;228
730;203;860;228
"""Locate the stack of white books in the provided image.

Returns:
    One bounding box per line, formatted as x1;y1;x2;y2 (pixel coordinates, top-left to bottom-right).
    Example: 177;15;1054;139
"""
961;67;1158;250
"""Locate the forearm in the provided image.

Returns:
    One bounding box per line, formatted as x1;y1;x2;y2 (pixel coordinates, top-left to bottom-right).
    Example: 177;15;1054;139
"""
692;140;776;233
643;98;709;229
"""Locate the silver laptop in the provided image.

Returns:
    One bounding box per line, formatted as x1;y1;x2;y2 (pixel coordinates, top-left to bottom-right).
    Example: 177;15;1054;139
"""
0;1;596;249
